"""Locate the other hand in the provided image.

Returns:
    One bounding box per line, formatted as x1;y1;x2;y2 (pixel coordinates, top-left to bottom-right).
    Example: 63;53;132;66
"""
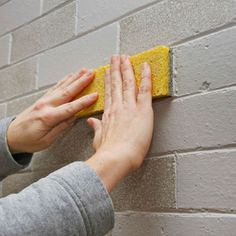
7;69;98;154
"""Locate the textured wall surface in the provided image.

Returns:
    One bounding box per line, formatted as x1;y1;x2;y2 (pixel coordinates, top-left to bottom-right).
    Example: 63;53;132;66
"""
0;0;236;235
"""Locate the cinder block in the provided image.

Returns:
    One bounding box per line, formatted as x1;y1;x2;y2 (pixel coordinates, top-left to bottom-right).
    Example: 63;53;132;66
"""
149;88;236;155
120;0;236;54
7;90;46;116
41;0;69;13
111;156;176;211
177;149;236;210
0;0;40;35
0;59;37;102
38;23;118;88
0;103;6;119
0;34;11;68
11;1;76;62
173;26;236;96
29;116;95;171
76;0;159;35
76;46;170;117
1;166;63;197
113;212;236;236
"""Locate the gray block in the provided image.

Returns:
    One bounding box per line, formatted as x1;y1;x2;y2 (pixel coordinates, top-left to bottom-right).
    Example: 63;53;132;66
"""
38;23;118;87
111;156;176;211
1;166;63;197
11;2;76;62
0;34;11;68
149;88;236;155
0;59;37;102
42;0;69;13
0;0;40;35
177;149;236;210
0;103;6;119
7;90;46;116
77;0;159;35
113;212;236;236
173;26;236;96
120;0;236;54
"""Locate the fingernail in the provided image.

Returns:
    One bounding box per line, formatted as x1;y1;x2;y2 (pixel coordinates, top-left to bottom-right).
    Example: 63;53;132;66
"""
90;92;98;98
142;62;148;69
87;70;94;77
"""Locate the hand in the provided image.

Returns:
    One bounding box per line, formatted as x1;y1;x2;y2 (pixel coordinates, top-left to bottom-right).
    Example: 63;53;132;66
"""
86;55;153;192
7;69;98;154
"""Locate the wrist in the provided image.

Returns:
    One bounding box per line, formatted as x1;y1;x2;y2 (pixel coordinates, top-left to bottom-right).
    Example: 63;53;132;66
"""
7;122;22;154
85;150;132;192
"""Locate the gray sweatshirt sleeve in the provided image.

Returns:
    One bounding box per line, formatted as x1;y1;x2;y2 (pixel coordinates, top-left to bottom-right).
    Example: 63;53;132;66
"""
0;117;32;180
0;162;114;236
0;117;115;235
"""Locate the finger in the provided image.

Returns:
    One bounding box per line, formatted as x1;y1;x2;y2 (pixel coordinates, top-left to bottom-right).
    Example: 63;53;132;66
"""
43;73;74;97
104;68;112;111
120;55;137;105
137;62;152;105
110;55;123;104
59;68;88;88
43;69;86;98
45;71;96;106
51;92;98;124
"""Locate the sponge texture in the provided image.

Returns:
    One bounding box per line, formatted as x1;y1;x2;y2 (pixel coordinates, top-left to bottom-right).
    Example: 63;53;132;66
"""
76;46;170;117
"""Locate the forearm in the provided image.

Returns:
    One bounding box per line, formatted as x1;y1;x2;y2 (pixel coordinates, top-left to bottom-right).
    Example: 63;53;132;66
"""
0;162;114;236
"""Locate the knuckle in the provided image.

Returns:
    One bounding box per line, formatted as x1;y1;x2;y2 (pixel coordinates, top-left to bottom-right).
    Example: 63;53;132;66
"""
123;78;134;91
33;100;46;111
139;85;150;94
38;110;52;123
65;103;75;115
61;87;72;99
103;109;112;119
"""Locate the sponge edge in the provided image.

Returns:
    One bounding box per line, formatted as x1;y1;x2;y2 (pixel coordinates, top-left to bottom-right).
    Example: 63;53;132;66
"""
75;46;170;117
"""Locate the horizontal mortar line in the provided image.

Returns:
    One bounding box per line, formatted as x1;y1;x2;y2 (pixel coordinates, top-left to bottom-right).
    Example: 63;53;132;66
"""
3;82;236;114
0;0;165;70
171;21;236;47
1;12;235;73
172;84;236;100
148;143;236;159
2;87;50;104
16;164;67;175
2;77;236;111
0;0;74;38
115;210;236;216
0;0;11;7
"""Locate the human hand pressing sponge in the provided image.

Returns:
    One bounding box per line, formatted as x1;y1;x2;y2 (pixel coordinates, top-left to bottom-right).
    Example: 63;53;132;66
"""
7;69;98;154
86;55;154;192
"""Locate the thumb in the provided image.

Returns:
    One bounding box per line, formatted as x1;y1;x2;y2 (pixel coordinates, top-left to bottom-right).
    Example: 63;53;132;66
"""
87;117;101;133
87;117;102;150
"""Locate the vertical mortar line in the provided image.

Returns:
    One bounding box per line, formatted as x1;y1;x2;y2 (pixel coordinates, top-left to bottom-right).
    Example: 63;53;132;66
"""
75;0;79;36
8;33;12;65
116;23;121;54
39;0;44;16
174;152;178;209
170;48;178;97
35;56;40;90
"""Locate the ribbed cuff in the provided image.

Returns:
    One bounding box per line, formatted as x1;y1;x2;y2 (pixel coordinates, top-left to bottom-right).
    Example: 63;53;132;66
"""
0;117;32;180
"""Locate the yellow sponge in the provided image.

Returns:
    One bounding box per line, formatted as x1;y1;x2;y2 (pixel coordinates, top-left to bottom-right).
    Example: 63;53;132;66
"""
76;46;170;117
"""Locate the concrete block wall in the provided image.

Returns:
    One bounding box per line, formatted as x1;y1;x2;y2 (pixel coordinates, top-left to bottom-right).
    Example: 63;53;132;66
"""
0;0;235;235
